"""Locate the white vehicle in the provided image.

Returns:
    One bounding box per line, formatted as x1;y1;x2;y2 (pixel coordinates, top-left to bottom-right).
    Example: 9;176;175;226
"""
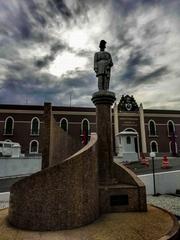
0;141;21;158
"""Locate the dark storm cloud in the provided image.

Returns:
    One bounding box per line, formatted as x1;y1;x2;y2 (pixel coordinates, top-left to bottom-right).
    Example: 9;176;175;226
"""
62;71;95;89
0;1;46;43
112;0;140;16
0;0;88;44
35;42;68;68
47;0;91;24
35;55;54;68
111;0;166;17
0;2;30;41
120;50;152;83
0;58;95;105
48;0;72;20
5;1;46;41
26;0;47;27
17;10;32;39
113;0;180;13
0;0;98;105
6;62;26;72
0;0;180;108
134;66;168;85
115;66;168;91
0;72;63;104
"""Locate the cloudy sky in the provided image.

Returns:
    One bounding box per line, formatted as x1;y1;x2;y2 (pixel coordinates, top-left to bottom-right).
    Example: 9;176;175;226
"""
0;0;180;109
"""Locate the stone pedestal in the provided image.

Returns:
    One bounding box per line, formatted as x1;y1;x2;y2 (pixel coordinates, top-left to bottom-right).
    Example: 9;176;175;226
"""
92;91;116;184
92;91;147;214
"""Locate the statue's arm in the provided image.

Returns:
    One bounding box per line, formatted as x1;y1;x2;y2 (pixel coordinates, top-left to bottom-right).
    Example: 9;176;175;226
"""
94;53;98;73
109;54;113;67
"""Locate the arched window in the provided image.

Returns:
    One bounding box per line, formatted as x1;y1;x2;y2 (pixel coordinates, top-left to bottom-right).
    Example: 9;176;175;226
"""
4;139;12;142
4;117;14;135
169;141;177;154
124;128;136;132
126;136;131;144
167;120;175;136
150;141;158;153
60;118;68;132
29;140;39;154
81;119;90;145
31;117;40;135
148;120;156;136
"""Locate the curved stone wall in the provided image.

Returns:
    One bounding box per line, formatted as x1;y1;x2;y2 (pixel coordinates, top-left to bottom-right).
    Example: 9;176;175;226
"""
113;162;145;186
8;133;99;231
42;102;82;169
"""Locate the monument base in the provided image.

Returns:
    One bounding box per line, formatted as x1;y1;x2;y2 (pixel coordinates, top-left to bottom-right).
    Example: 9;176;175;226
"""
1;206;179;240
99;184;142;213
92;90;147;213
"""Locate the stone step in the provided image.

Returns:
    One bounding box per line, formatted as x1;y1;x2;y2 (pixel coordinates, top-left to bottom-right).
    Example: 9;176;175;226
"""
99;184;137;189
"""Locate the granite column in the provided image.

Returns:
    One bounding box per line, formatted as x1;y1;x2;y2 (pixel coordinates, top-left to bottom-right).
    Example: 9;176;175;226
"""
92;91;116;184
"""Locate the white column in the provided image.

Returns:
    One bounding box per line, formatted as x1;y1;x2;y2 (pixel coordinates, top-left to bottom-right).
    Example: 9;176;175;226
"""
139;103;147;153
113;102;120;155
137;134;140;159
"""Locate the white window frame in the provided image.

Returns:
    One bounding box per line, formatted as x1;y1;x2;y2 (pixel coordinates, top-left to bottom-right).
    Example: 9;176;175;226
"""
169;141;178;153
150;140;158;153
167;120;175;136
60;118;68;132
81;118;90;136
148;120;157;136
4;139;12;142
124;128;137;132
4;116;14;135
30;117;40;135
29;140;39;154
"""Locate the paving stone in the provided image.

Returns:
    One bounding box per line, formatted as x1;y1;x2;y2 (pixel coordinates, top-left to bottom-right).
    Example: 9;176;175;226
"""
147;194;180;217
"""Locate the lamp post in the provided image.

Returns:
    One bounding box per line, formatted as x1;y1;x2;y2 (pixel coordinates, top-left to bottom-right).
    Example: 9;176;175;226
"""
150;152;157;196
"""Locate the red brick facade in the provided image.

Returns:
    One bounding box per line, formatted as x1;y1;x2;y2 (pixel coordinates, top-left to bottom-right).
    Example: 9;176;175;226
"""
0;103;180;156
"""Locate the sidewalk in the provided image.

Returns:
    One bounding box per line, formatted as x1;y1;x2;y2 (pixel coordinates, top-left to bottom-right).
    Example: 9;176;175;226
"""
147;194;180;219
0;192;9;209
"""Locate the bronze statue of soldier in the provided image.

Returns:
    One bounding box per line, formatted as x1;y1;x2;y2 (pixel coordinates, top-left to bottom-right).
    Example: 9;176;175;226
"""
94;40;113;90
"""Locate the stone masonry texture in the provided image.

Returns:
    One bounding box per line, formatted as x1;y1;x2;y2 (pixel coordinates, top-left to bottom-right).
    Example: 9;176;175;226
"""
92;91;147;213
8;92;147;231
8;104;99;230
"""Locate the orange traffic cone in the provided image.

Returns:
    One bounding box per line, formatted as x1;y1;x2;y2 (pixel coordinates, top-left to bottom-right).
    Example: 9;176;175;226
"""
161;155;170;169
140;154;149;166
144;158;149;167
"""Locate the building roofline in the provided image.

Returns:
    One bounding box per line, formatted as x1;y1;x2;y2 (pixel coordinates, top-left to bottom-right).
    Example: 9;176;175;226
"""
0;104;95;112
0;104;179;114
144;109;180;114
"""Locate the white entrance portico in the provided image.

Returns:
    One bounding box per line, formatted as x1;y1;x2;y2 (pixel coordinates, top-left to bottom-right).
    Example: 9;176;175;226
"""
116;128;140;162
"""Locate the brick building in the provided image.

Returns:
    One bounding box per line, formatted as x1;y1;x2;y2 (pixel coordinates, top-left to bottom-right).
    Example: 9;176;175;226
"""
0;95;179;157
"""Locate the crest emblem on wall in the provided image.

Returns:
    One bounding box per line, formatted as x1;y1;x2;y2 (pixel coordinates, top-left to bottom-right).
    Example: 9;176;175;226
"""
118;95;139;112
125;102;132;111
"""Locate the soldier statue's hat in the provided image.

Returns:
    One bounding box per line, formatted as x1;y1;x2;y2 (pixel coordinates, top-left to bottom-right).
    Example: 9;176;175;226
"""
99;40;107;48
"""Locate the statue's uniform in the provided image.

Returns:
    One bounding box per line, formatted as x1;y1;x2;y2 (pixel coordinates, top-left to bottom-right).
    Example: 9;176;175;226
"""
94;51;113;90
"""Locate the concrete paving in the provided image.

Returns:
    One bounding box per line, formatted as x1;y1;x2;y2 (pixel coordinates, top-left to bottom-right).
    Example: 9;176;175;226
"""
147;194;180;218
114;157;180;175
0;206;178;240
